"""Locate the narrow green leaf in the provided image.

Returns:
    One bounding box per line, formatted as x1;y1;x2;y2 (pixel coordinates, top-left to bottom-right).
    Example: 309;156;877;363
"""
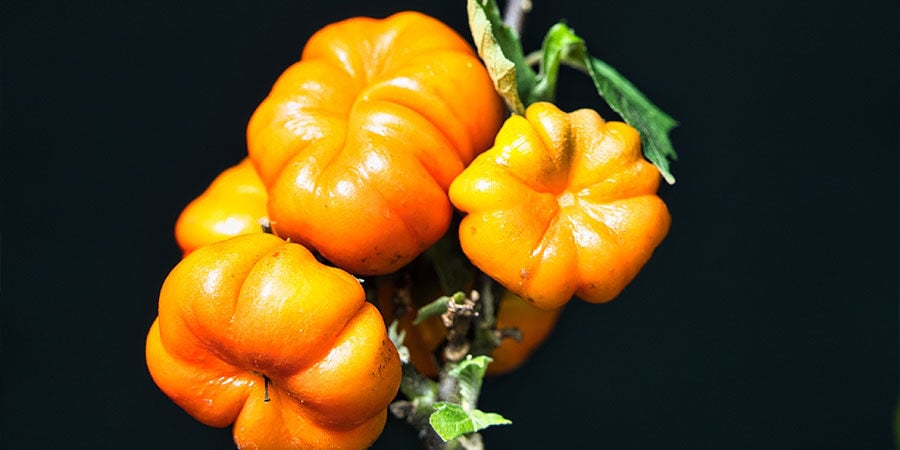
535;23;678;184
467;0;536;114
585;57;679;184
387;320;406;349
448;355;492;409
429;402;511;442
413;295;450;325
468;409;512;434
531;23;585;104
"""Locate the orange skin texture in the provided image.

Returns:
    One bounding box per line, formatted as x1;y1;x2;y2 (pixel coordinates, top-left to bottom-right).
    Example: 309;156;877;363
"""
145;233;401;449
247;11;505;275
449;102;671;310
377;280;560;376
174;158;268;256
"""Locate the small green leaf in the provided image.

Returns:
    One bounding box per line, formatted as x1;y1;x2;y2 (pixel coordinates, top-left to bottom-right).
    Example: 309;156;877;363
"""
530;22;679;184
413;294;453;325
448;355;492;409
531;23;585;104
429;403;471;441
429;402;512;442
467;0;536;114
467;409;512;434
584;56;678;184
387;320;406;348
387;320;414;368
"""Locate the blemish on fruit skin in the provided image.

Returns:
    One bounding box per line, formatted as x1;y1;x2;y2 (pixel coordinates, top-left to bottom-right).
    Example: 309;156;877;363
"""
519;268;531;280
388;253;405;265
371;338;393;379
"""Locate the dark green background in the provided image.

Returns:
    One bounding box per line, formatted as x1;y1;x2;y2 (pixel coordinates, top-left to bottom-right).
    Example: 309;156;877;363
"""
2;0;897;448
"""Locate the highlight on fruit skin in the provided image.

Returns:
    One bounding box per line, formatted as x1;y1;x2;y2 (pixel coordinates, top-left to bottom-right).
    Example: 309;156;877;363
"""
146;233;402;449
449;101;671;310
247;11;505;276
174;158;268;256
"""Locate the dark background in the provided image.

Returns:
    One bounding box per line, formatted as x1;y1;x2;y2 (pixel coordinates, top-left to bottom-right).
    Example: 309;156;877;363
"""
2;0;897;448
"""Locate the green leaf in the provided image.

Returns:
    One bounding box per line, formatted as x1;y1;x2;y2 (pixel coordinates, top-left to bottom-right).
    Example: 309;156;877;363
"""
466;4;678;182
467;0;536;114
531;23;585;104
413;295;450;325
387;320;406;348
387;320;417;372
429;402;512;442
413;292;465;325
448;355;492;409
536;23;678;184
584;56;679;184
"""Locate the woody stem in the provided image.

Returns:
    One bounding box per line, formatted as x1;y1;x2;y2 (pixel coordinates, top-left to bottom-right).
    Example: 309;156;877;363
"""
503;0;531;36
